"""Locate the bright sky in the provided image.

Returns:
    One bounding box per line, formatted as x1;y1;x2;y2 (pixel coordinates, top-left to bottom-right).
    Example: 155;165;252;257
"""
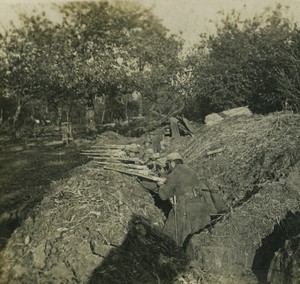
1;0;300;48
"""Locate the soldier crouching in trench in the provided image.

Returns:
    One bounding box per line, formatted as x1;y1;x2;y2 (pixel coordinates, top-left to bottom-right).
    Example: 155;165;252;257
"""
144;152;227;247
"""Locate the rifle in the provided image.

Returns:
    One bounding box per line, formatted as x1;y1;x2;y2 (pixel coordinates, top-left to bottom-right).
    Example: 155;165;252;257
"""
88;156;144;164
104;166;220;192
104;166;166;183
173;195;179;246
95;161;147;170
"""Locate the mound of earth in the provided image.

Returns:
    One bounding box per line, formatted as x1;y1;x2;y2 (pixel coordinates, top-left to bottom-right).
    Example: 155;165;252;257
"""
176;112;300;283
0;137;92;250
0;132;189;284
1;113;300;284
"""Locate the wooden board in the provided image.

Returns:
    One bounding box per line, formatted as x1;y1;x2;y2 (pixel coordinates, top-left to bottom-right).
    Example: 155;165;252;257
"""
95;161;148;170
88;156;144;164
179;116;195;135
91;145;124;149
169;117;180;137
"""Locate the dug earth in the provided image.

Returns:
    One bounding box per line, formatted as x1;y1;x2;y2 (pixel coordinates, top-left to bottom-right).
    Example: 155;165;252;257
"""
1;113;300;283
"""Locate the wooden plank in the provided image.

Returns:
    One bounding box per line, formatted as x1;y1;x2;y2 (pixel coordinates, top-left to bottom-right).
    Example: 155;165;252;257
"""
91;145;124;149
82;149;124;152
179;116;195;134
105;167;150;175
178;123;193;136
206;148;224;156
80;152;126;157
104;166;166;183
81;150;126;154
95;161;148;170
88;156;145;164
169;117;180;137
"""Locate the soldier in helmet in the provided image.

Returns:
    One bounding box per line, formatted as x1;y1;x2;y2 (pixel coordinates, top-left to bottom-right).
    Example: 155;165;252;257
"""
157;152;226;247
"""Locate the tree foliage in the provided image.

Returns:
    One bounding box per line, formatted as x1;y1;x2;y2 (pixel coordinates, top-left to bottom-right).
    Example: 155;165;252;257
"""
53;0;184;123
3;1;300;137
186;4;300;120
0;0;183;136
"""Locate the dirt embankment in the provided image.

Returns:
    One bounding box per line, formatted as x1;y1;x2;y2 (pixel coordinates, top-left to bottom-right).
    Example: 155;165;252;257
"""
1;113;300;284
180;112;300;283
0;138;93;251
0;132;189;284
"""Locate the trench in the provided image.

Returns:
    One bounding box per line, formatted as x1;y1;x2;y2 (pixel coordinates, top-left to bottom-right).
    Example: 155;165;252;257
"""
137;180;173;217
148;191;173;217
252;211;300;283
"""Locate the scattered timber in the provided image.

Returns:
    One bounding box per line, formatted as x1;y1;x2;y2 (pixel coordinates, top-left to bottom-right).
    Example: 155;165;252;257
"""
88;156;144;164
104;166;166;183
80;152;126;157
179;116;195;135
178;123;193;136
206;148;224;156
91;145;124;149
109;168;151;176
95;161;148;170
169;117;180;137
81;149;125;153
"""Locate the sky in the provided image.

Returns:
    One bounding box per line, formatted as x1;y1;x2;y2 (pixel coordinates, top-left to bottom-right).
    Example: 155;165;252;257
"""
1;0;300;48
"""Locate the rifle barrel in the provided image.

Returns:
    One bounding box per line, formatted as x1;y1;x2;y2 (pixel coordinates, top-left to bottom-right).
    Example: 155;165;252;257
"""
104;166;166;183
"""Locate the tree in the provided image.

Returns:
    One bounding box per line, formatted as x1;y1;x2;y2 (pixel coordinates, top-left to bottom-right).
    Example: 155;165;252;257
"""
1;11;57;135
1;0;184;137
274;29;300;112
55;0;183;129
186;4;300;119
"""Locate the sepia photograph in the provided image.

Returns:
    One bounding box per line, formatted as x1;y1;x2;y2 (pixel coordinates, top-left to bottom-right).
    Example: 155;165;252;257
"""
0;0;300;283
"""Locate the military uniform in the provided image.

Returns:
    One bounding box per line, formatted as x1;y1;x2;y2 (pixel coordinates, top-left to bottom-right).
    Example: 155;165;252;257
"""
159;164;225;246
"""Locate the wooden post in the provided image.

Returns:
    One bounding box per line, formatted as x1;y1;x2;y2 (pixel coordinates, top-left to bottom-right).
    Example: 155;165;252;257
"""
169;117;180;137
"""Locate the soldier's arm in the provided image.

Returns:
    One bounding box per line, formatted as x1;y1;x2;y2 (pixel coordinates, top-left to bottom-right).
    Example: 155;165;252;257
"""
158;173;176;200
138;180;159;193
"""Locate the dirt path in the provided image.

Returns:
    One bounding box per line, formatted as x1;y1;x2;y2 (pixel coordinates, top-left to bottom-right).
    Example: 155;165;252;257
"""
0;139;90;250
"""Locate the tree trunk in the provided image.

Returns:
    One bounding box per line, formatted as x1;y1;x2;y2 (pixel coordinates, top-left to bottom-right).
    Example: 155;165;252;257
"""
12;98;22;139
0;108;3;125
66;105;72;123
138;58;144;117
101;109;106;124
138;94;143;117
86;106;97;134
57;105;62;126
125;101;128;121
101;95;107;124
85;94;97;134
13;98;21;129
61;122;73;144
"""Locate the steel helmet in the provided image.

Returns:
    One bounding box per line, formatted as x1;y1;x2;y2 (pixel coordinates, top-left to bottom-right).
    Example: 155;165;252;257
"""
166;152;183;162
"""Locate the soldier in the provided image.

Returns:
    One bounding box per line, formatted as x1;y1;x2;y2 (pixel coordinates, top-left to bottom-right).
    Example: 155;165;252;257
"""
157;152;226;247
